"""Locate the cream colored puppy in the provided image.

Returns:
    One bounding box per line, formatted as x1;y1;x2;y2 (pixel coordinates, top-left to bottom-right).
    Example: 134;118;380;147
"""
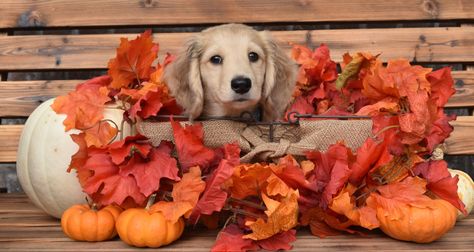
163;24;296;121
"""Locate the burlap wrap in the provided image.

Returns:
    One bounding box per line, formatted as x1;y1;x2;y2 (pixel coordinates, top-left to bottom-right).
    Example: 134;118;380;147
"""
137;119;373;163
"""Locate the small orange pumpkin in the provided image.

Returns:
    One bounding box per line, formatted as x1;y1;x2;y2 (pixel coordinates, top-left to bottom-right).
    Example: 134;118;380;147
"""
61;204;122;241
376;198;457;243
116;196;185;248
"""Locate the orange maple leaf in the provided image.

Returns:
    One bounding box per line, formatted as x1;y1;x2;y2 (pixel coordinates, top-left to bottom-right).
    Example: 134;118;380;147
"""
83;121;118;147
108;30;158;89
243;190;299;240
150;201;193;224
51;86;111;132
172;166;206;218
329;184;379;230
229;163;272;199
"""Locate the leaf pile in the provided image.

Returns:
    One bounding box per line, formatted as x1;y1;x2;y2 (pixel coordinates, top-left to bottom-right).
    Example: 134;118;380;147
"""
51;32;464;251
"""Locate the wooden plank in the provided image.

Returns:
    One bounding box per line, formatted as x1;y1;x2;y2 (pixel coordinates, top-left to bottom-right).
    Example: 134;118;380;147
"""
0;194;472;251
0;27;473;70
0;80;78;117
0;71;473;117
0;125;22;163
1;116;474;163
444;116;474;155
450;71;474;108
0;0;473;28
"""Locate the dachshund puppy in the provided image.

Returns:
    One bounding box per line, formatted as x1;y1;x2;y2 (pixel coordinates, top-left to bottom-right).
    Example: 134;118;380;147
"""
163;24;297;121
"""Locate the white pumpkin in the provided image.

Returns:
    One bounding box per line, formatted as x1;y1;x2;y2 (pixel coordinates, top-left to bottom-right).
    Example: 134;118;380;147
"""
16;98;132;218
448;168;474;220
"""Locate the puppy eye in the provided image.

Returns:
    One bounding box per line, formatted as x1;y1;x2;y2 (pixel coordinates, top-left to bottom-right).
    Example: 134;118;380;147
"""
248;52;259;62
210;55;223;64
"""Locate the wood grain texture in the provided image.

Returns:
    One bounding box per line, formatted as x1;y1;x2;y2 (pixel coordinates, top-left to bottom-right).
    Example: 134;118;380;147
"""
450;71;474;108
0;125;22;163
444;116;474;155
0;80;79;117
1;116;473;163
0;71;472;117
0;0;473;28
0;194;472;251
0;27;473;70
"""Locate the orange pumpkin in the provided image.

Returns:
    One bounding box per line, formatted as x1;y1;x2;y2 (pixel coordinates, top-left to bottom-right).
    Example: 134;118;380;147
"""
115;199;185;248
376;199;457;243
61;204;122;241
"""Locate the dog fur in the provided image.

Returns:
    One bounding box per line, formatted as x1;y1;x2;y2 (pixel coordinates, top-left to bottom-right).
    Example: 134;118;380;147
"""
163;24;297;121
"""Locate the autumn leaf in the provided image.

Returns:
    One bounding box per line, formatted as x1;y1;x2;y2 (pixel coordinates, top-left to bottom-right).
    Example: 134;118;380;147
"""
75;75;112;92
83;121;118;148
172;166;206;218
329;184;379;229
52;86;111;131
108;30;158;89
413;160;466;214
243;190;299;240
337;52;380;88
229;163;272;199
427;67;456;108
211;224;258;252
271;155;316;192
81;149;147;206
266;173;292;198
79;140;179;207
171;118;218;172
190;143;240;222
107;134;152;165
68;133;92;187
285;95;315;121
120;141;180;196
349;137;386;185
290;44;337;97
425;109;455;152
305;143;354;208
150;53;175;84
255;229;297;251
300;206;358;238
150;201;193;224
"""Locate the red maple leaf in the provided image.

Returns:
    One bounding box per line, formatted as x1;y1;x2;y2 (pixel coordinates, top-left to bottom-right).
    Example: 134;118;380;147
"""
427;67;456;108
306;143;354;208
107;30;158;89
413;160;466;214
255;229;297;251
68;133;92;187
107;134;152;165
79;137;179;207
120;142;180;196
171;118;218;172
190;143;240;223
211;224;258;252
75;75;111;92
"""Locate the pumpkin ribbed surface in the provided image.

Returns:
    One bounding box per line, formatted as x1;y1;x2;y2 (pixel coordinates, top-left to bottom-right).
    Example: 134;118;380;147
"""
115;208;185;248
61;204;122;241
377;199;457;243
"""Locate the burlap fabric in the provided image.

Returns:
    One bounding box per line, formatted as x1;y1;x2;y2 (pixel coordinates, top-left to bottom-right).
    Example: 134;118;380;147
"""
137;119;373;163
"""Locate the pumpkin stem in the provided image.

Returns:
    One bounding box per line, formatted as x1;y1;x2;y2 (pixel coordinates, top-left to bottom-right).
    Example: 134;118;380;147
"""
91;203;98;211
145;193;157;210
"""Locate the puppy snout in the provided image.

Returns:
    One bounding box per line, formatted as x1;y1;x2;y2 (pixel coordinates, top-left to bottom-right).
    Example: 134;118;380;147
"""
231;76;252;94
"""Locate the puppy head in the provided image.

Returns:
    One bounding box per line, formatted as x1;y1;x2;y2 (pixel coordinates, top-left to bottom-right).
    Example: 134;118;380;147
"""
164;24;296;121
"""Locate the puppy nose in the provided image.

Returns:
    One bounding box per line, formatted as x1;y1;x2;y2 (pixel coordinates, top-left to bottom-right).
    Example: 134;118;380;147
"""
231;77;252;94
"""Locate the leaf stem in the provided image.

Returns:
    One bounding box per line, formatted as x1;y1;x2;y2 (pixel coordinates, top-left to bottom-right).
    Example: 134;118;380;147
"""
227;197;267;211
145;193;157;210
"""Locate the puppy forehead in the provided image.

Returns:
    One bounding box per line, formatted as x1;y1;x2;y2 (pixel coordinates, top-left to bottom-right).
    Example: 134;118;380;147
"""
202;27;265;53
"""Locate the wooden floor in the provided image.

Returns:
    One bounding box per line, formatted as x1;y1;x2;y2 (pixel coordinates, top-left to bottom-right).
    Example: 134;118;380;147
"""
0;194;473;251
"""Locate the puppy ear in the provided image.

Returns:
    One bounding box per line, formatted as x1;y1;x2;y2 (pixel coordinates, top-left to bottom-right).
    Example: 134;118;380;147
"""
258;31;297;121
163;36;204;120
